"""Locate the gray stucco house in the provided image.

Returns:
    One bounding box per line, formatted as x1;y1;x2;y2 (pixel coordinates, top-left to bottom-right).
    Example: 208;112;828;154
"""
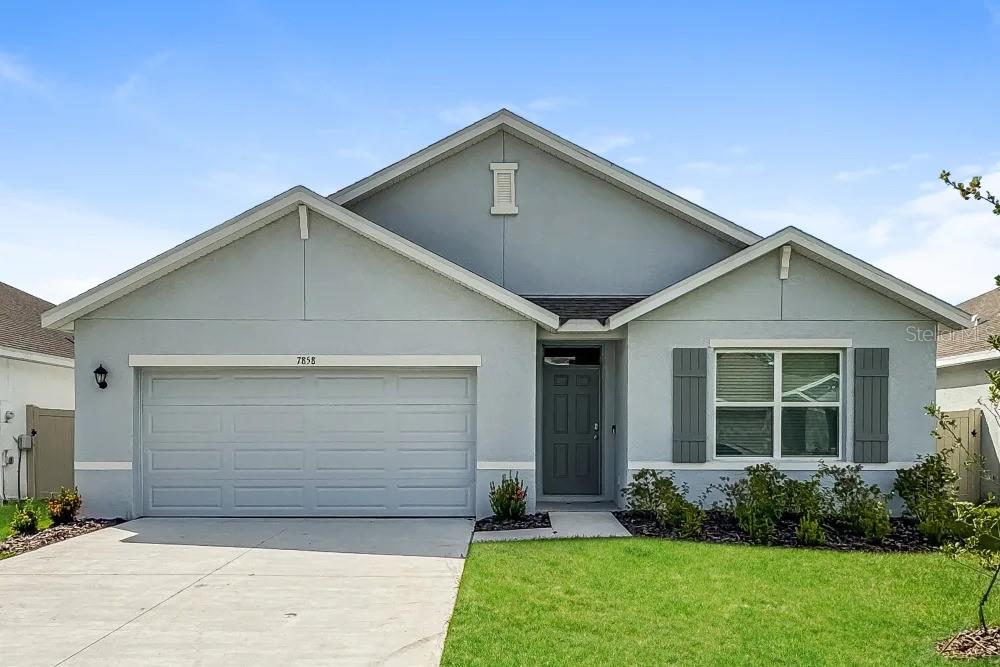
42;110;971;519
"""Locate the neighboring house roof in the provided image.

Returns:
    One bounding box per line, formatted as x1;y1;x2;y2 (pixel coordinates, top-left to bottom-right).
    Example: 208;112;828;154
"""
0;281;74;363
606;226;972;331
937;288;1000;367
525;296;646;324
329;109;762;248
40;187;562;332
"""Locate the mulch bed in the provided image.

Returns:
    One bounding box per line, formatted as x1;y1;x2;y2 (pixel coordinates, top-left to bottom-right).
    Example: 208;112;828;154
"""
475;512;551;532
937;628;1000;659
613;509;934;553
0;519;123;559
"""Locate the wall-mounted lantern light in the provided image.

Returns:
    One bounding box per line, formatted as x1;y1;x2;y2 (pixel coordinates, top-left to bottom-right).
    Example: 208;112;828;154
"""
93;364;109;389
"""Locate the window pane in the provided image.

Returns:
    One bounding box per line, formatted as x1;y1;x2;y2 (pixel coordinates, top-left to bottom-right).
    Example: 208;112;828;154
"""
716;407;773;457
781;407;839;456
782;353;840;403
716;353;774;402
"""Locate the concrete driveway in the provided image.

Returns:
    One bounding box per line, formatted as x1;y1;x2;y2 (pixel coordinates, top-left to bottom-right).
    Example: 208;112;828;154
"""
0;518;473;666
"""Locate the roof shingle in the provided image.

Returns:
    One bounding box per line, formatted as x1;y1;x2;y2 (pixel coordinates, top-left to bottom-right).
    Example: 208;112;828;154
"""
938;288;1000;358
0;282;74;359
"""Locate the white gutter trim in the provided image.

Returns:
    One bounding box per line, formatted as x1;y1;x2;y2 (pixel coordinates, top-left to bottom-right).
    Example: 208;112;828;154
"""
937;349;1000;368
128;354;483;368
0;345;74;368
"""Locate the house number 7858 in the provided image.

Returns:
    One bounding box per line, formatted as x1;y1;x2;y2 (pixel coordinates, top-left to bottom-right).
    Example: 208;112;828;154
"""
296;356;317;365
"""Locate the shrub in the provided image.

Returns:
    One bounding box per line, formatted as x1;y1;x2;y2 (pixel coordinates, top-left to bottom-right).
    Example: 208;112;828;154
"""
489;472;527;520
10;506;39;536
622;469;703;533
784;476;827;516
47;487;82;525
796;515;827;546
713;464;789;544
819;463;891;542
893;451;959;544
678;503;706;539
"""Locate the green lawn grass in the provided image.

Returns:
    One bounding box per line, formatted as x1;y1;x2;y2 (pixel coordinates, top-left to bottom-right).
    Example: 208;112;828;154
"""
442;538;1000;666
0;499;51;540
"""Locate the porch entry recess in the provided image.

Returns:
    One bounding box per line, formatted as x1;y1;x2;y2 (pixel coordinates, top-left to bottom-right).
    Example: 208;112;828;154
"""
542;347;601;495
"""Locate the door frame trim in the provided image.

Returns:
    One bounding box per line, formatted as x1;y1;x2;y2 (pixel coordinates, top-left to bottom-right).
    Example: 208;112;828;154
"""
535;341;617;502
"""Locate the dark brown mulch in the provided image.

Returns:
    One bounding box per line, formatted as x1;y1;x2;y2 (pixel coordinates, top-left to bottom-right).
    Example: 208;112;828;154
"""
612;509;934;553
475;512;551;532
0;519;123;559
937;627;1000;659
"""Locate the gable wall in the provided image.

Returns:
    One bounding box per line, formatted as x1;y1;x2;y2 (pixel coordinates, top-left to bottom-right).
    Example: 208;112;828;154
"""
74;211;538;519
624;247;937;496
349;130;739;296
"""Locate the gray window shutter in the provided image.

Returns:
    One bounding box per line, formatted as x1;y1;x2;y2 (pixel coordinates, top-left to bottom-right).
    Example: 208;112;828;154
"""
673;348;707;463
853;348;889;463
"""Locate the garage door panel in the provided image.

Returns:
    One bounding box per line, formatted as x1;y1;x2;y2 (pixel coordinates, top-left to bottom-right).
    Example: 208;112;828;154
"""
141;368;476;517
396;447;473;473
314;447;388;472
150;486;224;511
148;448;223;472
233;449;306;471
233;485;305;509
148;409;224;436
396;375;474;401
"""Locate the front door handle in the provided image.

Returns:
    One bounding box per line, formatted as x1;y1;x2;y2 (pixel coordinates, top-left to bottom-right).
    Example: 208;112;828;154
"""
593;422;599;440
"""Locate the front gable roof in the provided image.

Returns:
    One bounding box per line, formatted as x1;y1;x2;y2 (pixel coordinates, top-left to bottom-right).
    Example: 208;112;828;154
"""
41;187;561;332
606;226;971;330
329;109;761;247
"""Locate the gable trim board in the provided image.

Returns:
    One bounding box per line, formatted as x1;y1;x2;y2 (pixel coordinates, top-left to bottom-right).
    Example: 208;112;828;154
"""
0;344;74;368
607;226;971;330
937;349;1000;368
41;186;561;332
329;109;761;247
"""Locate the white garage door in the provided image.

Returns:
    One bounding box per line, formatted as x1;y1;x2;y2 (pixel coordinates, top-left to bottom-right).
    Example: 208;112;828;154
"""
139;368;476;517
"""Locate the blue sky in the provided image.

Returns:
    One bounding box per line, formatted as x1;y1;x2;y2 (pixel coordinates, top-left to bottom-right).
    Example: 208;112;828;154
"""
2;1;999;304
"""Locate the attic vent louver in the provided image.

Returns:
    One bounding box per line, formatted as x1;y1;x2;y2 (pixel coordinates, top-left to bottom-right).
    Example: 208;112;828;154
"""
490;162;518;215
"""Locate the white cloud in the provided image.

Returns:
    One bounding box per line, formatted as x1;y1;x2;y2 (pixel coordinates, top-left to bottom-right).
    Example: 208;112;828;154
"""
670;186;706;204
112;51;173;103
873;170;1000;303
580;133;635;154
0;184;180;303
0;52;41;90
834;152;930;182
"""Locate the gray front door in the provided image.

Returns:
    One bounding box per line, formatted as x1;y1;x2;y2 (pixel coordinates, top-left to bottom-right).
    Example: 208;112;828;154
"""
543;364;601;495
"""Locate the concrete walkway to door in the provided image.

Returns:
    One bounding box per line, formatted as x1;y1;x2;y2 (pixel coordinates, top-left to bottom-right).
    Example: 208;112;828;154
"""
0;517;473;666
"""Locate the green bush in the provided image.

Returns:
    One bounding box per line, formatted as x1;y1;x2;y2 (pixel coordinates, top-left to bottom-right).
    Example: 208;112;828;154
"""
489;472;527;520
622;469;703;534
10;505;39;536
677;503;706;538
713;464;789;544
795;515;827;546
47;487;82;525
819;463;891;542
893;451;959;544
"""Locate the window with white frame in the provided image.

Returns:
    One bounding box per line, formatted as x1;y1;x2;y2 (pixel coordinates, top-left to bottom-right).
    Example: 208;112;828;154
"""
714;350;841;458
